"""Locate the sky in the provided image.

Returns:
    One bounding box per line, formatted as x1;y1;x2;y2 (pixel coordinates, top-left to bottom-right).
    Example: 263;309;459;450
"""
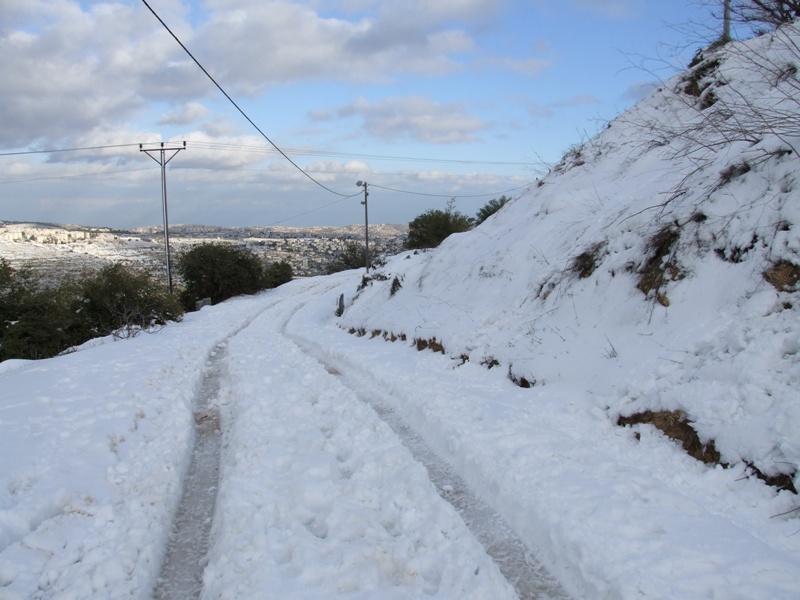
0;0;724;229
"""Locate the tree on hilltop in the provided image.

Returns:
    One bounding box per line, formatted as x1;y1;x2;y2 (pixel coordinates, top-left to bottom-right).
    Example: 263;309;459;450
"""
405;199;474;250
325;242;367;274
475;196;511;226
177;243;267;309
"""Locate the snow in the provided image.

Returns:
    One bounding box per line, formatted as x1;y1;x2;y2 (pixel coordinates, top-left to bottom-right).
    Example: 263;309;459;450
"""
3;24;800;600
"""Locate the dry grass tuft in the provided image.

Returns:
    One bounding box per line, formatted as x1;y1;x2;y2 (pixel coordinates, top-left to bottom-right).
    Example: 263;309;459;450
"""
618;410;797;493
414;337;445;354
745;461;797;494
637;225;683;305
571;242;605;279
765;260;800;292
682;56;721;98
508;367;534;388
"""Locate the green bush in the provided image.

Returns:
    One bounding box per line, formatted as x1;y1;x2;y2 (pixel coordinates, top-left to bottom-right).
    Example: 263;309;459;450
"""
405;199;474;250
325;242;367;274
0;261;76;360
177;243;267;309
0;260;182;361
264;260;293;288
72;264;183;340
475;195;510;226
0;258;20;334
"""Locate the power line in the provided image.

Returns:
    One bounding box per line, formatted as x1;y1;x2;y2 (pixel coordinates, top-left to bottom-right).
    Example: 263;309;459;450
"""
369;182;532;199
0;139;530;169
0;143;142;157
0;166;155;185
140;0;350;198
139;2;532;203
187;140;532;167
268;194;362;226
0;159;532;203
165;165;532;201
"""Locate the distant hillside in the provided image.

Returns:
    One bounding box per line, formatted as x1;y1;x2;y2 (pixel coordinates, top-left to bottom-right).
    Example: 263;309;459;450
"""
340;24;800;489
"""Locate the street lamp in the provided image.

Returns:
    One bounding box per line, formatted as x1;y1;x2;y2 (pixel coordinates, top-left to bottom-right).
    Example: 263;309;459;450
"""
356;181;370;273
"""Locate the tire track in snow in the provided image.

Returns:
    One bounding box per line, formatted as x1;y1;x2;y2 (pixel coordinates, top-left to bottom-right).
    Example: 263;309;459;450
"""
152;295;294;599
152;343;226;600
367;397;571;600
282;328;570;598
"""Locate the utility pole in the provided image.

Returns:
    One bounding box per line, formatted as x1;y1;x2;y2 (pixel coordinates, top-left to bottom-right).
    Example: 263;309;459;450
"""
140;141;186;294
356;180;370;273
722;0;732;42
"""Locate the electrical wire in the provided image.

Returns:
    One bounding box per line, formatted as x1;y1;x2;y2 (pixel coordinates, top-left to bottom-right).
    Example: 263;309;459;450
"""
369;182;533;199
268;193;362;225
139;1;533;202
0;143;142;157
140;0;351;197
0;139;529;168
186;140;532;166
1;5;534;204
0;166;155;185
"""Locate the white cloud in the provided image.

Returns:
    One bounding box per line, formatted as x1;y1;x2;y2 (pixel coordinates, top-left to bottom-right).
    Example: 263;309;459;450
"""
333;96;487;144
158;103;212;126
0;0;493;150
527;94;602;120
196;0;492;88
0;1;203;148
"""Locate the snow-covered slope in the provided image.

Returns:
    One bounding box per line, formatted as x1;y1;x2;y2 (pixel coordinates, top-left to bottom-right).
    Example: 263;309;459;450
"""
334;23;800;596
343;24;800;487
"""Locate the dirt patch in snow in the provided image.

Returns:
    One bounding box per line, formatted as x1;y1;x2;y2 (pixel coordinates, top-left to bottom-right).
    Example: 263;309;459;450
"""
764;260;800;292
345;327;535;389
636;225;684;307
618;410;797;494
570;242;606;279
618;410;720;464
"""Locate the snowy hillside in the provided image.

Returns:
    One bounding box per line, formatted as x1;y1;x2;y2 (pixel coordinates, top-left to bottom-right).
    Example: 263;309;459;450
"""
338;23;800;596
343;23;800;489
2;24;800;600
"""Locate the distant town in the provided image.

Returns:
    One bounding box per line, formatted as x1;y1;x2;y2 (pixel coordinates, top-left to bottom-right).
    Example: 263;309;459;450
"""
0;220;408;281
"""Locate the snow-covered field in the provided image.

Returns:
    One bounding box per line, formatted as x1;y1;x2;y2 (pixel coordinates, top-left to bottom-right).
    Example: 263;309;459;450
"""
3;24;800;600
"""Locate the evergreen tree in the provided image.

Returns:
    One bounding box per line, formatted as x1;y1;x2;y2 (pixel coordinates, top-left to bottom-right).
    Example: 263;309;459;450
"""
475;196;511;226
325;242;367;274
177;243;267;309
405;199;474;250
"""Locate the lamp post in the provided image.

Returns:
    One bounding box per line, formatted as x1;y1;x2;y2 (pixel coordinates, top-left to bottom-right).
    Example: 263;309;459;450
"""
356;180;370;273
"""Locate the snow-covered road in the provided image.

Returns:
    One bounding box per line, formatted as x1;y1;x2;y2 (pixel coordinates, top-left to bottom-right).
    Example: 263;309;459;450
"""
199;277;536;598
2;272;800;599
0;276;564;599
